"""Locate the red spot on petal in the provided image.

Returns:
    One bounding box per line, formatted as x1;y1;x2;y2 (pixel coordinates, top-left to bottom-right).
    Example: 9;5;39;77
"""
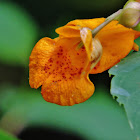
78;68;83;74
48;58;53;63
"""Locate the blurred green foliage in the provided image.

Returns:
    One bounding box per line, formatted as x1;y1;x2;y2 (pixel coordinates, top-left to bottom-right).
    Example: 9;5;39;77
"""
0;86;136;140
0;129;18;140
0;2;38;66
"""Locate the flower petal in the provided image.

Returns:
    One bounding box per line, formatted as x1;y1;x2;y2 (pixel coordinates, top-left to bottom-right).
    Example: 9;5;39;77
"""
132;43;139;51
90;27;139;74
29;37;94;106
67;18;105;29
41;75;94;106
56;18;105;37
56;18;140;74
56;25;81;38
29;37;56;89
80;27;92;60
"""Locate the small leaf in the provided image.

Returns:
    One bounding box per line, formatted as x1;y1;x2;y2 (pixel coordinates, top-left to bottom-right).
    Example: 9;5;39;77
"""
0;2;38;66
109;47;140;138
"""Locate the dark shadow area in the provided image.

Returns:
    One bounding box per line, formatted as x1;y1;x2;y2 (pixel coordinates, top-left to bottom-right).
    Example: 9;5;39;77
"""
0;63;24;85
18;127;85;140
8;0;127;37
89;70;112;90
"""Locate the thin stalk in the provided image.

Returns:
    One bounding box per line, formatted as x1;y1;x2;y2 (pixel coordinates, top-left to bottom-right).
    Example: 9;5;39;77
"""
77;9;122;50
92;9;122;37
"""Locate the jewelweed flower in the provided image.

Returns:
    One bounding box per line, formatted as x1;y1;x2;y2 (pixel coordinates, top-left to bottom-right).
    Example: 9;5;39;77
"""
29;18;140;106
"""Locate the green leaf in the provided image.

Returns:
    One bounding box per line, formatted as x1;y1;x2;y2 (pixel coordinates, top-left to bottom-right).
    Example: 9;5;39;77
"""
0;86;136;140
134;23;140;31
109;43;140;138
0;129;19;140
0;2;38;66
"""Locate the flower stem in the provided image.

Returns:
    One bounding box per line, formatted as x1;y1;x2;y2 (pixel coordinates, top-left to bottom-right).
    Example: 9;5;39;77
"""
76;9;123;50
92;9;122;37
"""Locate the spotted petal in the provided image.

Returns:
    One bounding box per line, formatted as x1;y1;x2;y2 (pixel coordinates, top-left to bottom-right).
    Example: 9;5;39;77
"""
29;37;94;106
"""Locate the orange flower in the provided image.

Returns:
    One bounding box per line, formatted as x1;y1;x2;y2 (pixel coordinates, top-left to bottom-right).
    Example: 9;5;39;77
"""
29;18;140;106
